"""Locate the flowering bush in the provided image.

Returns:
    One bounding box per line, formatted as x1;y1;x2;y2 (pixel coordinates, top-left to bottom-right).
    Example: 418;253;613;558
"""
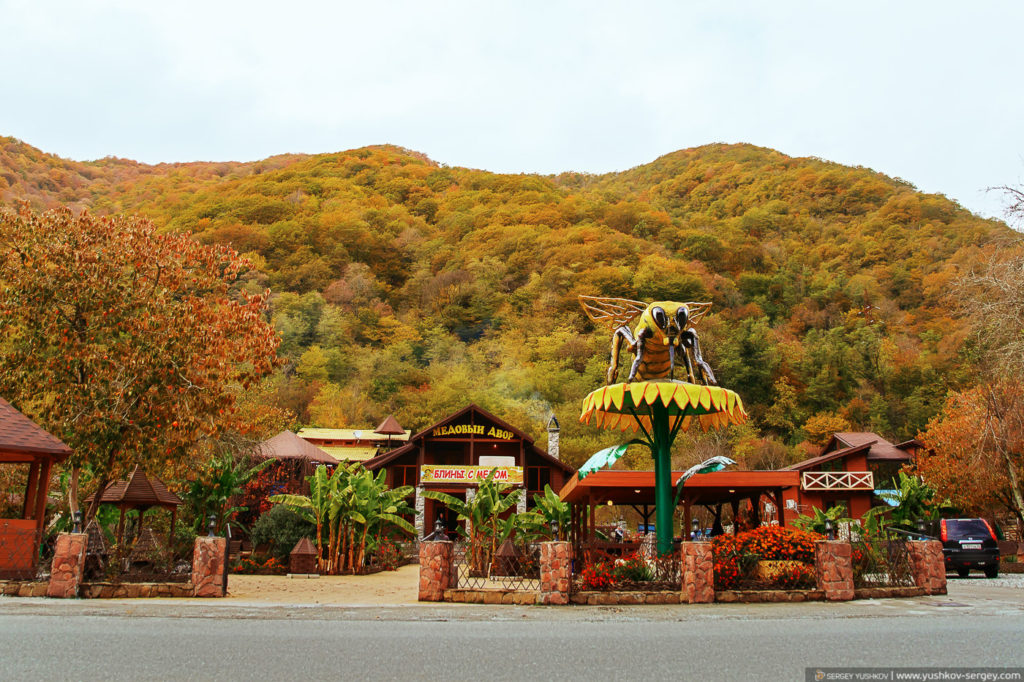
580;562;617;590
712;526;823;590
231;555;286;575
736;525;821;562
773;562;816;589
613;553;653;582
371;538;403;572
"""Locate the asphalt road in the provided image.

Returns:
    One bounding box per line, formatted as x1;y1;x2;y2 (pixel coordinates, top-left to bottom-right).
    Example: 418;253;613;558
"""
0;577;1021;681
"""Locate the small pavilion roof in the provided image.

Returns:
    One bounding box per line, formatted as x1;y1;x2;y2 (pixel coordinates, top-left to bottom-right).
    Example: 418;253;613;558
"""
86;466;183;509
254;431;340;465
0;396;72;461
559;469;799;506
374;414;406;436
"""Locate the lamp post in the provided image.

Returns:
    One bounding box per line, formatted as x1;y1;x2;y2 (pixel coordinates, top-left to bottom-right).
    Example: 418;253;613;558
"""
207;514;217;537
691;517;700;541
824;519;835;541
550;518;560;541
433;516;448;542
72;510;83;534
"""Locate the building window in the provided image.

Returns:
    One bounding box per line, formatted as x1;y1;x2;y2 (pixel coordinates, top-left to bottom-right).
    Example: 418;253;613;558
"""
526;467;550;508
394;465;419;488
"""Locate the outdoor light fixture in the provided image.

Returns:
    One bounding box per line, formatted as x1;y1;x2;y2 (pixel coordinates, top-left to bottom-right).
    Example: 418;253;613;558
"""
433;516;448;542
824;519;835;541
606;499;613;506
634;489;641;493
207;514;217;537
691;517;699;540
72;510;83;533
550;518;560;540
916;518;926;537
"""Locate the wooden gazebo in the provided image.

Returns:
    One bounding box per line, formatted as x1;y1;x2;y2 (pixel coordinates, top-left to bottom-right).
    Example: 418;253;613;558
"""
0;396;72;579
373;414;406;452
85;466;183;544
253;431;339;488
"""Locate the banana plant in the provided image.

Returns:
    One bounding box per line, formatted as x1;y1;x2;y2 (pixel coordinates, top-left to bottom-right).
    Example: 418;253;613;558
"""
422;470;521;575
530;484;570;539
270;464;335;571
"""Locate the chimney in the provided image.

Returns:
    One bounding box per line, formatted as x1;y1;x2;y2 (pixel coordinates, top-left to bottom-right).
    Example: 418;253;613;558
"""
547;414;560;461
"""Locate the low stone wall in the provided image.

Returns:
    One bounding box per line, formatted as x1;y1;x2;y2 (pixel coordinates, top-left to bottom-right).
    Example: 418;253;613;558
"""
854;586;925;599
539;541;571;605
715;589;825;603
680;542;714;604
445;589;538;605
80;582;196;599
0;580;49;597
571;591;681;605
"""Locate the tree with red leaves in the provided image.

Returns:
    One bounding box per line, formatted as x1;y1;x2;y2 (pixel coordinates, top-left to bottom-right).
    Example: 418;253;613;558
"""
0;204;280;520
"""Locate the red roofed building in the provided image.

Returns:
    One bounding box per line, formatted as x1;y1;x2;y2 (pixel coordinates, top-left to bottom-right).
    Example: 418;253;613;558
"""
0;397;72;578
781;432;921;519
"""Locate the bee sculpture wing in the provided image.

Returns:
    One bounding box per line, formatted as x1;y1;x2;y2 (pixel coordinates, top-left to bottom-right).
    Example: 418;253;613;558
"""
685;302;713;327
578;295;649;331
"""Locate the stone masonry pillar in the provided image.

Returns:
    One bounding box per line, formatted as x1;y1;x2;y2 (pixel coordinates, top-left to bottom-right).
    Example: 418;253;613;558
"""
539;541;571;605
47;532;88;598
415;485;426;540
680;541;714;603
192;536;228;597
418;540;454;601
815;540;855;601
908;540;947;596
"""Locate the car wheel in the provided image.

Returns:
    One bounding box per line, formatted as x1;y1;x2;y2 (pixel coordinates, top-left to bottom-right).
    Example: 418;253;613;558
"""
956;567;970;578
984;566;999;579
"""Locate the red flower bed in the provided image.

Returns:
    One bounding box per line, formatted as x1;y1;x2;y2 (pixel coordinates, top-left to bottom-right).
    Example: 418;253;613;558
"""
712;526;823;590
231;555;287;575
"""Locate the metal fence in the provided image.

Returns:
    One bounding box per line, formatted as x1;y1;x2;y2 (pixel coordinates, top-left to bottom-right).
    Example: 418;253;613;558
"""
0;519;42;580
851;536;915;588
452;540;540;591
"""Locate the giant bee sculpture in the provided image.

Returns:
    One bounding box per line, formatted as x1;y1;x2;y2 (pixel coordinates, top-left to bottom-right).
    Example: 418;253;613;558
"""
579;296;717;386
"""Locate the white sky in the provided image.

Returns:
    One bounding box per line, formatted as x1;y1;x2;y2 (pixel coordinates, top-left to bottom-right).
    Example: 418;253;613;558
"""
2;1;1022;220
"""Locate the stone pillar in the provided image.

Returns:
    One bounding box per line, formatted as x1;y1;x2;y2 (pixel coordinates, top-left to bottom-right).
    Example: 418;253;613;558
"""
47;532;88;599
464;488;476;538
192;536;228;597
908;540;947;596
680;542;714;603
414;485;426;540
815;540;854;601
539;541;571;605
418;540;454;601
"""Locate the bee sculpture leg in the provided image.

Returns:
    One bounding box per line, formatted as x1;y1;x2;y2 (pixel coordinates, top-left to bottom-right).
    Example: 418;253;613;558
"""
608;326;637;384
682;329;717;386
626;327;651;383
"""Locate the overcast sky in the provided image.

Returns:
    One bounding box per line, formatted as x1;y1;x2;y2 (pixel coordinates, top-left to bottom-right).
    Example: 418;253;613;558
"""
2;1;1021;221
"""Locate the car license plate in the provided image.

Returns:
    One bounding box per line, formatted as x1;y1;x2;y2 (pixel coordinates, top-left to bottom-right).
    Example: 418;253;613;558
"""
962;542;982;550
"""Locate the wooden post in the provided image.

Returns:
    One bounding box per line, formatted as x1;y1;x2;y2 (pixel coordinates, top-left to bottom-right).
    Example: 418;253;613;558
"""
730;499;739;535
32;459;51;524
587;495;596;544
22;461;40;519
775;488;786;527
682;501;692;540
116;506;127;544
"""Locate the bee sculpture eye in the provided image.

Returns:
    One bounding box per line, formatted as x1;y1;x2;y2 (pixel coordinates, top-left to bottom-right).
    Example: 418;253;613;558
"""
652;306;667;329
675;307;688;328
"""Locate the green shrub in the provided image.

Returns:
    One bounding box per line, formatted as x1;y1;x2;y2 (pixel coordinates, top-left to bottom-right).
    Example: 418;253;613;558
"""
250;505;315;562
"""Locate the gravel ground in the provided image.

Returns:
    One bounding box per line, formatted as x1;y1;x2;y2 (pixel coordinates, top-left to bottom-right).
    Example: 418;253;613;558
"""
949;571;1024;589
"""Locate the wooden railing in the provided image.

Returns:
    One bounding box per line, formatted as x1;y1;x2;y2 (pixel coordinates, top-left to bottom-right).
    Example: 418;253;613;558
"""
801;471;873;491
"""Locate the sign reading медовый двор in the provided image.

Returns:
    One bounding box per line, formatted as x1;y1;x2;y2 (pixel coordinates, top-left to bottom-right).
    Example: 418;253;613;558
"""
420;465;524;485
431;423;516;440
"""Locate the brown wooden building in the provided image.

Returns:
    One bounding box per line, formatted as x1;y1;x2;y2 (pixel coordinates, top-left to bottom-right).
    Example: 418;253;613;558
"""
364;405;574;539
0;397;72;579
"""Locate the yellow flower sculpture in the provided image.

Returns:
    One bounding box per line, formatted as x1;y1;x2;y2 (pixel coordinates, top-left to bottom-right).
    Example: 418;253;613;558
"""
579;380;747;434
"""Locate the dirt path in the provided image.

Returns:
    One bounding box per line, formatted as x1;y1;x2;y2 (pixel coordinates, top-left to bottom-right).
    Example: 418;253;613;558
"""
224;564;419;605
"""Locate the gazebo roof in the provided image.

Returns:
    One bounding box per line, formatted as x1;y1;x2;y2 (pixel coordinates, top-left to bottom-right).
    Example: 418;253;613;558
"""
0;396;72;461
373;414;405;436
254;431;340;465
559;469;799;506
86;466;183;509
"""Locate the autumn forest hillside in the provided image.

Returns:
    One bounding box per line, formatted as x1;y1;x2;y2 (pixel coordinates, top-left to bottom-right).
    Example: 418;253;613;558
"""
1;136;1015;469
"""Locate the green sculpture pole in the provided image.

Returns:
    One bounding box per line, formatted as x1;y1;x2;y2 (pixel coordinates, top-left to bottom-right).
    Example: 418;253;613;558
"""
651;401;675;556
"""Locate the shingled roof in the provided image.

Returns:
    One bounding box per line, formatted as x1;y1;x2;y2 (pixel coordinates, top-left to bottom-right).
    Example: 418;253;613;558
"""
374;414;406;436
254;431;340;465
0;396;72;459
86;466;183;508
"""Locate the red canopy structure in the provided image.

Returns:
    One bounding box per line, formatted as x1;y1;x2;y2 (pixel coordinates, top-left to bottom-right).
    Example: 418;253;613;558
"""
0;397;72;579
373;414;405;451
253;431;339;465
85;466;183;544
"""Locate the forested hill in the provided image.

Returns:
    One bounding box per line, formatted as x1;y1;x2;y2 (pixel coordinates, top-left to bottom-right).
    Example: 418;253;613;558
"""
0;136;1015;467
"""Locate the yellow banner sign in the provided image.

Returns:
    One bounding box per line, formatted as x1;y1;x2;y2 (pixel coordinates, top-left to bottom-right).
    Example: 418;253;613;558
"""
420;465;523;485
431;423;516;440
